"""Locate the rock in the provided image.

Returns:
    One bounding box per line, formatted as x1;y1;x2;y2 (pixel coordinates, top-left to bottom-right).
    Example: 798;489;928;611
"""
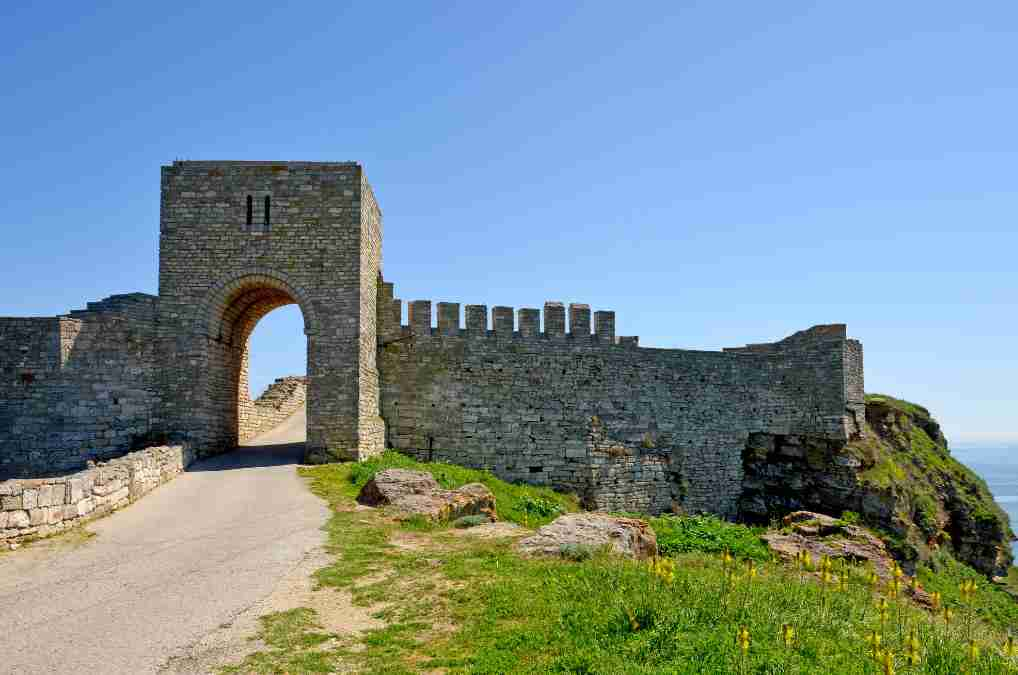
7;510;30;529
356;469;496;523
357;469;439;506
763;510;894;577
517;513;658;560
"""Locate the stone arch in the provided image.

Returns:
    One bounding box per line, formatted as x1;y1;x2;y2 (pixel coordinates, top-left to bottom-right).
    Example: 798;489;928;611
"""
195;269;317;450
195;267;321;341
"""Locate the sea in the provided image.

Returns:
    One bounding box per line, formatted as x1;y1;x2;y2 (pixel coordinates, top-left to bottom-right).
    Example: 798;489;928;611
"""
951;445;1018;556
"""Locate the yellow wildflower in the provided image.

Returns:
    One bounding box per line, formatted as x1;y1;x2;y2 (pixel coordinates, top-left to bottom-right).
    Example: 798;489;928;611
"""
745;559;757;581
881;650;895;675
876;597;889;623
866;629;882;660
781;623;795;649
736;625;751;653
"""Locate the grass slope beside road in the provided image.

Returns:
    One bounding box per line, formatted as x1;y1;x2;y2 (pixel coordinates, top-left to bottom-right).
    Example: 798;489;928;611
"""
227;452;1018;674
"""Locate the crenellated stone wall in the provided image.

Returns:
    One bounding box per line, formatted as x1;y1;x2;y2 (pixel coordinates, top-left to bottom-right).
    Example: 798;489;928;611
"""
377;281;863;517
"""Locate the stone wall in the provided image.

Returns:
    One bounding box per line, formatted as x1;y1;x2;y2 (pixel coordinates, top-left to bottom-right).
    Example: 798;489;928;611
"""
239;376;307;441
0;294;159;479
378;283;862;517
0;443;194;547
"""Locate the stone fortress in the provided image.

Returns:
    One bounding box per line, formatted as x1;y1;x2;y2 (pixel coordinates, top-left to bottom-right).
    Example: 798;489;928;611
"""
0;161;865;523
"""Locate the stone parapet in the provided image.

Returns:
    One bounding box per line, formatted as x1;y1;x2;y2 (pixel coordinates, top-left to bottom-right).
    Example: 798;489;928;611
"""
0;443;195;548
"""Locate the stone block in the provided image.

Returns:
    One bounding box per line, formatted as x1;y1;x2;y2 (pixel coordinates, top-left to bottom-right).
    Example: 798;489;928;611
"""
8;510;30;529
21;489;38;510
67;479;85;503
2;495;22;511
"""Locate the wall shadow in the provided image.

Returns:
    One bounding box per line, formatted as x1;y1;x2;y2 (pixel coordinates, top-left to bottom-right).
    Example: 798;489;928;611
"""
185;442;305;472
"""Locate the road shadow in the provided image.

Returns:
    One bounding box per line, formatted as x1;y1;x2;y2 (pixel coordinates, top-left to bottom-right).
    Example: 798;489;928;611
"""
185;442;306;472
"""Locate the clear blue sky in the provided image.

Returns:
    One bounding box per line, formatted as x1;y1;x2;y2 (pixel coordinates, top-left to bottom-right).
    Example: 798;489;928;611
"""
2;2;1015;445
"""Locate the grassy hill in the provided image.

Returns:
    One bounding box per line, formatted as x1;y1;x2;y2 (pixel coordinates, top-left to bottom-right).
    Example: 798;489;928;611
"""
226;452;1018;674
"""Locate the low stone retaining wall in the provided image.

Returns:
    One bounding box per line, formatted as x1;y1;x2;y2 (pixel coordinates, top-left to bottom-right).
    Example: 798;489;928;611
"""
0;443;195;547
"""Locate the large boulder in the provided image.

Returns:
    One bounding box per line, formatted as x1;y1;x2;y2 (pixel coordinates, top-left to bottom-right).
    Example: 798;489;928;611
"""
357;469;496;523
518;513;658;560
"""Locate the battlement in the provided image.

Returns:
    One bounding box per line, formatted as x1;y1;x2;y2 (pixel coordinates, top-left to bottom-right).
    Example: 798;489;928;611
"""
377;281;637;346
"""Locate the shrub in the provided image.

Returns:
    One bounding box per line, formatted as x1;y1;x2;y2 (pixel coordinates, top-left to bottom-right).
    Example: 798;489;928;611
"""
518;495;564;519
839;510;861;525
651;514;769;561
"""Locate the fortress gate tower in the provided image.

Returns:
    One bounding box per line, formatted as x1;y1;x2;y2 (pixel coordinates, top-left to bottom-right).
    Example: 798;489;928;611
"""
158;161;385;461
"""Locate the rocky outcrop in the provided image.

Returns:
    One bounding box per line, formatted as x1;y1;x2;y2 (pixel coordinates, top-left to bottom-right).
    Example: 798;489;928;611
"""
764;511;895;577
517;513;658;560
357;469;496;523
740;394;1013;577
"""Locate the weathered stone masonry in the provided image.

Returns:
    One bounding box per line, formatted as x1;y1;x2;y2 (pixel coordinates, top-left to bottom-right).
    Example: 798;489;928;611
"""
0;294;160;478
0;160;865;523
377;283;864;517
239;376;307;441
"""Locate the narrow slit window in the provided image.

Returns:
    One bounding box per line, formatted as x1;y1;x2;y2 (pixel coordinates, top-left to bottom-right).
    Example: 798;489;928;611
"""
245;195;253;227
263;195;271;228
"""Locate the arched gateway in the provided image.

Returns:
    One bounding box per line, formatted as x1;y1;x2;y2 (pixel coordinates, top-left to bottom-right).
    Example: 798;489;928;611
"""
158;161;385;462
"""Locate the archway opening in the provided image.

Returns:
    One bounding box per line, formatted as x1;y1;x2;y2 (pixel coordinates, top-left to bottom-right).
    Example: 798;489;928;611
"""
240;304;307;444
204;276;312;453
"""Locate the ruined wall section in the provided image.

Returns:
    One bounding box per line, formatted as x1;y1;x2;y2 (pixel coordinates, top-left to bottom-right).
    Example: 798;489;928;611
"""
0;294;159;478
378;286;860;517
238;376;307;441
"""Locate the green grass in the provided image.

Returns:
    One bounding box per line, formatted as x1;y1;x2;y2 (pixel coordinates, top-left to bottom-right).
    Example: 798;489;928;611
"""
221;608;340;674
865;393;936;424
226;455;1018;674
650;513;770;561
344;450;578;527
919;552;1018;635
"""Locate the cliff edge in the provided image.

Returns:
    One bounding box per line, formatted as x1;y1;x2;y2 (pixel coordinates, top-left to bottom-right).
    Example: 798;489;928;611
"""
740;393;1013;576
